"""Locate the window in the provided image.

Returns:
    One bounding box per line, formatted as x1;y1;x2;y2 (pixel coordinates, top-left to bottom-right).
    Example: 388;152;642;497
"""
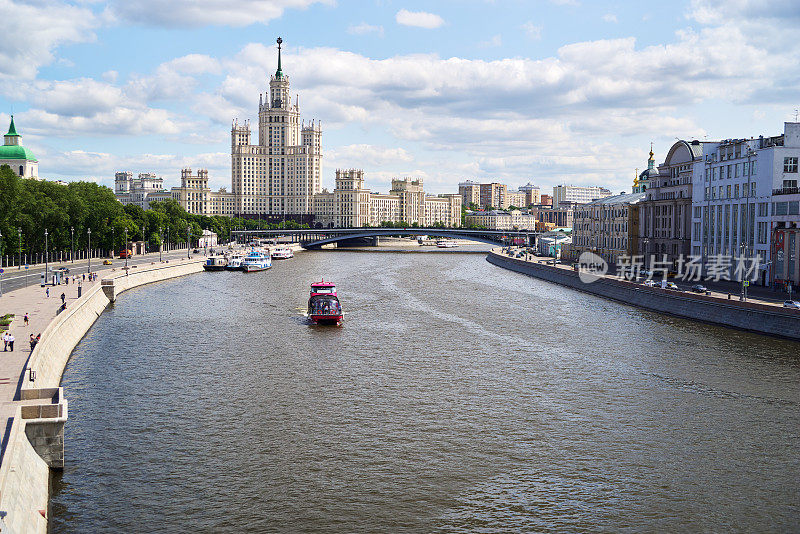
784;156;798;173
694;206;701;218
751;183;756;197
734;184;739;198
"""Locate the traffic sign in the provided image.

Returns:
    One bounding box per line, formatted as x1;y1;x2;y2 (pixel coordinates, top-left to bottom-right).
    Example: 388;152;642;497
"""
743;281;750;287
0;269;4;274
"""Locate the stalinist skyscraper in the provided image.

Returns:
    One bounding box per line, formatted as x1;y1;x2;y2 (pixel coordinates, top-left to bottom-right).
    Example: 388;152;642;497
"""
231;37;322;219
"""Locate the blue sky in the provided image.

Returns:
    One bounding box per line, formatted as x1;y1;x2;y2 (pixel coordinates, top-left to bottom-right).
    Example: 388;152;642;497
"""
2;0;799;195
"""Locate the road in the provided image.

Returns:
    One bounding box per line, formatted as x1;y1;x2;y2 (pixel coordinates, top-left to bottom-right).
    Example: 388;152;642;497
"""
0;248;211;296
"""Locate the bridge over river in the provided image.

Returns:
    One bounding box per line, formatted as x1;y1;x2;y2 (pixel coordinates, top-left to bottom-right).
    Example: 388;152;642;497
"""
231;227;539;249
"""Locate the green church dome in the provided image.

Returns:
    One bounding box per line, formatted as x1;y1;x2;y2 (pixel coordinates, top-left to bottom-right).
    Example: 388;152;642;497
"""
0;144;37;161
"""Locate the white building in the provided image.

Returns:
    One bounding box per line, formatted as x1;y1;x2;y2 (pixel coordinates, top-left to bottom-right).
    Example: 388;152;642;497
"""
231;37;321;219
465;209;538;230
0;116;38;179
552;185;611;208
171;168;235;216
690;122;800;286
115;172;172;209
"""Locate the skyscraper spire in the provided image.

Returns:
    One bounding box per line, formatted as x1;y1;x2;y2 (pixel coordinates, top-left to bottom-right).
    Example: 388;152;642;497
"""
276;37;283;78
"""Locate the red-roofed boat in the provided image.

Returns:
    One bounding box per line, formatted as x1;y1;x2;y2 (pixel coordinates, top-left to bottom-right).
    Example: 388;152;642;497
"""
308;280;343;325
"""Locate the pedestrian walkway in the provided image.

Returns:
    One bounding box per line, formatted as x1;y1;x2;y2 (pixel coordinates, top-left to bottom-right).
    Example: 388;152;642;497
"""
0;276;99;458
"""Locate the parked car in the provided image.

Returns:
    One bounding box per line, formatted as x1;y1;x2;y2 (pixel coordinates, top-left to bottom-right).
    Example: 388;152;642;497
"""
783;300;800;309
691;284;708;293
664;282;679;290
103;259;113;265
643;280;657;287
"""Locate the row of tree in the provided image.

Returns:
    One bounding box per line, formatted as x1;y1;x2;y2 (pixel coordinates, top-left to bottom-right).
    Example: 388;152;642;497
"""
0;166;308;258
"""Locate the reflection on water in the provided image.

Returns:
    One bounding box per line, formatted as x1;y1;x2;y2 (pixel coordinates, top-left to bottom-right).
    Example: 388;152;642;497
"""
50;250;800;533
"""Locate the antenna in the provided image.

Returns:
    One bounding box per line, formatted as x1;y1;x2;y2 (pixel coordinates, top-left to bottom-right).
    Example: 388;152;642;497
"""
795;109;799;122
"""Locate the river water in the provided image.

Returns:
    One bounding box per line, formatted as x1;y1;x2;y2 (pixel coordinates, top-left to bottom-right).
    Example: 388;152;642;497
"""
50;248;800;533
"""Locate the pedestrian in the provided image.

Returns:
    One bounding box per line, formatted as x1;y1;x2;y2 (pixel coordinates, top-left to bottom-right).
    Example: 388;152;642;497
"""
61;292;66;304
2;332;8;351
29;333;36;352
46;287;49;298
7;333;14;352
82;273;85;282
24;313;29;326
66;276;69;285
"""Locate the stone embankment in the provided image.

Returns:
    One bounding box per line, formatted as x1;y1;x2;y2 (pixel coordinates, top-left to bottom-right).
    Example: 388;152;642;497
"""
0;258;205;534
487;249;800;341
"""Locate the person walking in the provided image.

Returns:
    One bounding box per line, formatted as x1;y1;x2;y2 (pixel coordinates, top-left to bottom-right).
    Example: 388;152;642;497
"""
2;332;8;351
7;333;14;352
29;333;36;352
23;313;29;326
46;287;49;298
61;292;66;305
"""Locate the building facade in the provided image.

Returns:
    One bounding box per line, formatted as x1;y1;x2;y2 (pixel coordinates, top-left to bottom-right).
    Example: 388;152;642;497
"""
690;123;800;286
572;192;645;265
538;202;578;229
480;182;507;209
1;116;38;179
115;172;172;210
519;183;541;206
638;142;697;270
171;168;235;216
552;185;611;208
465;209;538;230
458;180;481;207
231;38;322;219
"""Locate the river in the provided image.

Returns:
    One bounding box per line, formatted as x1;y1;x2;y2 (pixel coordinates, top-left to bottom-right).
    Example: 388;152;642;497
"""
50;248;800;532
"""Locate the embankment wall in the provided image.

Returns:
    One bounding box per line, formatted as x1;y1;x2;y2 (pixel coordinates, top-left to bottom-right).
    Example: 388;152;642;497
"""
487;251;800;341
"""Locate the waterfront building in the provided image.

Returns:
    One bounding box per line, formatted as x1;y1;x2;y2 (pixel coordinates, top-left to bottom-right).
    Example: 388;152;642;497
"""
171;168;235;216
1;116;38;179
572;192;645;265
316;169;460;228
538;202;578;229
231;37;322;220
540;194;553;207
465;209;538;230
638;142;697;270
115;172;172;210
506;190;526;208
480;182;507;209
458;180;481;207
519;182;541;206
552;185;611;208
538;230;572;257
690;122;800;286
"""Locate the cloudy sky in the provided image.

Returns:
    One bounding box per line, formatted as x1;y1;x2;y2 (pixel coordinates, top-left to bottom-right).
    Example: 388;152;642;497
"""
1;0;799;195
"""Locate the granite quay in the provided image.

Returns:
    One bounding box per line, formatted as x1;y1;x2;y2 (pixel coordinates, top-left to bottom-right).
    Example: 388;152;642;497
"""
0;253;208;534
487;248;800;341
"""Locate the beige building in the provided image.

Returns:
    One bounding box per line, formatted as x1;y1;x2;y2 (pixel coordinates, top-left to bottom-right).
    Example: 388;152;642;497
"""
553;185;611;208
480;182;507;209
115;172;173;210
171;168;235;216
465;209;537;230
458;180;481;207
231;38;322;219
519;183;541;206
571;192;645;265
313;169;459;228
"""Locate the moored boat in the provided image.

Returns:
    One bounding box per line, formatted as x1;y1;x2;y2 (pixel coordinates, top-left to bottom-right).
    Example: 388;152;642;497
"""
436;240;459;248
308;280;343;325
225;254;244;271
203;255;228;271
242;249;272;272
271;246;294;259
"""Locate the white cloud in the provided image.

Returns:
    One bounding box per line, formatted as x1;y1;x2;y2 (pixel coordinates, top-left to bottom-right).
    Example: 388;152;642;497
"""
0;0;99;79
521;22;542;40
109;0;331;27
479;35;502;48
602;14;618;23
395;9;445;29
328;144;413;168
347;23;384;36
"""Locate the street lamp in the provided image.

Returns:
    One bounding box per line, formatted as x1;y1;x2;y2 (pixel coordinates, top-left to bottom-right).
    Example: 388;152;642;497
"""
0;229;3;297
44;229;49;284
87;228;92;274
70;226;74;263
187;225;191;259
124;227;129;270
159;226;163;262
17;228;21;269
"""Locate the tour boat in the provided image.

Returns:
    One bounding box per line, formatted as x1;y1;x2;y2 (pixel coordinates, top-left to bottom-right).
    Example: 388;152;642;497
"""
271;246;294;259
242;249;272;272
436;240;459;248
225;254;244;271
203;255;228;271
308;280;343;325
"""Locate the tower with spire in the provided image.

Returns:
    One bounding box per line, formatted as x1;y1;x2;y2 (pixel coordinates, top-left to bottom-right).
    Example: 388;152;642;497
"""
633;142;658;193
0;115;39;179
231;37;322;218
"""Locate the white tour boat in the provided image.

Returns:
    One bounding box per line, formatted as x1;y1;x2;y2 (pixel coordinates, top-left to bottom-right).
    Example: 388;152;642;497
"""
225;254;244;271
436;240;459;248
271;246;294;259
242;249;272;272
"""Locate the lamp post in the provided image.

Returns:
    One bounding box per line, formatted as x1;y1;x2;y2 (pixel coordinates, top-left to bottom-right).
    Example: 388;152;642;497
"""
159;226;163;262
0;229;3;297
187;225;191;259
17;227;21;270
87;228;91;274
44;229;49;284
111;227;115;259
124;228;129;270
70;226;74;263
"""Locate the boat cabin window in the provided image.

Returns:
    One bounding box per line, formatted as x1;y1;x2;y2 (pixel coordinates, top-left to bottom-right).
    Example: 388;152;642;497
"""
313;287;335;294
310;297;341;315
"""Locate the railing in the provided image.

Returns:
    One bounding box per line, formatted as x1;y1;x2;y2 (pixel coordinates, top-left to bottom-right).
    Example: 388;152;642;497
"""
773;187;800;196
